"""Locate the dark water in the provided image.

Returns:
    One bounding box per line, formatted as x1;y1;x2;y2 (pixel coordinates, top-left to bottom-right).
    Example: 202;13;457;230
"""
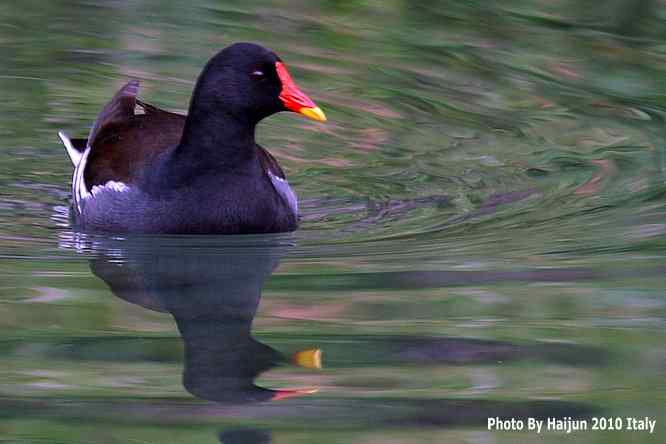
1;1;666;442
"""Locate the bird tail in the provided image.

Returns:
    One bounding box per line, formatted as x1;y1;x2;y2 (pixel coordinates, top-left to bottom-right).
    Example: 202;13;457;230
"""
58;131;84;167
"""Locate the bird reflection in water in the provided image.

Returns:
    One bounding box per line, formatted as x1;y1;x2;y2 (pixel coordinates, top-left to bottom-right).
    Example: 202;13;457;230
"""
85;234;321;404
54;232;601;444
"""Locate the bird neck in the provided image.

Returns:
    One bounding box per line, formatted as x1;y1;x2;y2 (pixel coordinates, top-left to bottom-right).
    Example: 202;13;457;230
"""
175;103;258;167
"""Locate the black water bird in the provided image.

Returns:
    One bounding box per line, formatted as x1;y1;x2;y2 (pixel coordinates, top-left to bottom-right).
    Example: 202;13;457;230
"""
59;43;326;234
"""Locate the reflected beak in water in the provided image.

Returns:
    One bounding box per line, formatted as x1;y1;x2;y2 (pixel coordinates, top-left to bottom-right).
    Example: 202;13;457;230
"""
292;348;323;369
272;387;319;401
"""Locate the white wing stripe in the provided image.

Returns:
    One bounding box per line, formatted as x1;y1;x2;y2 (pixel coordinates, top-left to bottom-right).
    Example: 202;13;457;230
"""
268;172;298;216
91;181;130;196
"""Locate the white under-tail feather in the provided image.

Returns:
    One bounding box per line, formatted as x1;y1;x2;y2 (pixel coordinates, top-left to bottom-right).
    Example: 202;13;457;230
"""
58;130;131;214
58;131;82;166
59;130;91;212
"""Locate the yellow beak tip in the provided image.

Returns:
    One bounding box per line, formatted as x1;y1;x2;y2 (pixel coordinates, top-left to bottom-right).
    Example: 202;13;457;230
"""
299;106;327;122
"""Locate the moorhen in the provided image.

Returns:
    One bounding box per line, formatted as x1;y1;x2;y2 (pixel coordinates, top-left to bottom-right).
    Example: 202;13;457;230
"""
58;42;326;234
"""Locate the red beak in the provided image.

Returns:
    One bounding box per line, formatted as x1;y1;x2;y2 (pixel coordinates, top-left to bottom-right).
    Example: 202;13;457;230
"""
276;62;327;122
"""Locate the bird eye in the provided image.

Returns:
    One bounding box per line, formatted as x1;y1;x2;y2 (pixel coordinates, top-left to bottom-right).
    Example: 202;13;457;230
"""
250;70;265;78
